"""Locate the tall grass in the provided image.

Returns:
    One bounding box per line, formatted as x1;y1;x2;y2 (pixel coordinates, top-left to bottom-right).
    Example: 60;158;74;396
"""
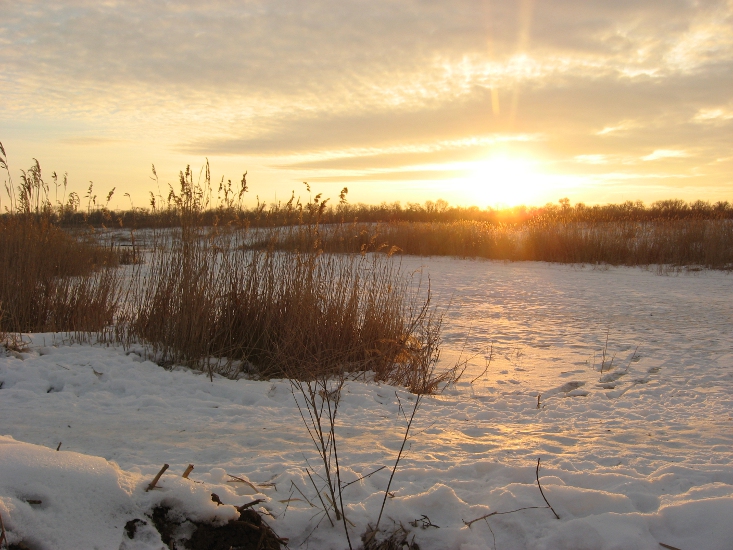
252;218;733;270
120;230;445;389
31;155;731;269
1;147;449;390
108;162;450;390
0;144;121;334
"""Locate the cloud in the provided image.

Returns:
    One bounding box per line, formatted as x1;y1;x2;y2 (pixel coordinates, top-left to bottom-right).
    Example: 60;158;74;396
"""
693;107;733;122
4;1;730;106
59;137;123;146
307;169;468;183
574;155;609;164
1;0;732;204
642;149;689;161
596;120;640;136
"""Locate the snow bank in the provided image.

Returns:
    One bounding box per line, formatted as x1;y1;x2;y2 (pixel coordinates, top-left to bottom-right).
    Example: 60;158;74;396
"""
0;435;238;550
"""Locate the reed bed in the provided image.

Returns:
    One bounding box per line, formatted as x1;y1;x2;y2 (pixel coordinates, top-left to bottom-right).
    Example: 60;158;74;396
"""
116;226;447;391
64;197;733;229
252;218;733;270
0;217;121;333
0;148;450;390
4;144;729;394
116;161;448;389
0;145;122;333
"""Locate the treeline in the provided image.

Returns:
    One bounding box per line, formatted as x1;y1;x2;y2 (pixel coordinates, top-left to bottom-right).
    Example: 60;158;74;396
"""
2;155;731;227
55;196;733;229
2;152;731;270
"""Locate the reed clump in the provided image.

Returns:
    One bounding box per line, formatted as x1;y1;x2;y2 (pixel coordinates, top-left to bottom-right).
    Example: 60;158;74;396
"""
0;145;121;333
1;147;450;390
116;164;450;391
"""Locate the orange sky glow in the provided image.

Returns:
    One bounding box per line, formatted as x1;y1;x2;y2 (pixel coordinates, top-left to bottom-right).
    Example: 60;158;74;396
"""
2;1;732;209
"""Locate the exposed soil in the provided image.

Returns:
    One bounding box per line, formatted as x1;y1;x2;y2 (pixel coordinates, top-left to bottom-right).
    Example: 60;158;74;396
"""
187;508;284;550
134;498;286;550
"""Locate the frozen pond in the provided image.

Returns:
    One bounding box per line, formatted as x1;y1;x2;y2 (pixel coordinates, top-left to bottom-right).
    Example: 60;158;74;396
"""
400;258;733;471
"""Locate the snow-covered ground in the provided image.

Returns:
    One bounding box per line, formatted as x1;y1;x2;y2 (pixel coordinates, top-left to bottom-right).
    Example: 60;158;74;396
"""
1;260;732;550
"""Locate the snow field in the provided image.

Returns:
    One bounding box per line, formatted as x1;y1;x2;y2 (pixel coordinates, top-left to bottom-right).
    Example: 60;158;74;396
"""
1;260;732;549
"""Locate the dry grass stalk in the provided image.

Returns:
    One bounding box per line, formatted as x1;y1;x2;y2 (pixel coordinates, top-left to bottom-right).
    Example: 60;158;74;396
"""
146;464;170;492
0;146;122;335
0;217;122;333
290;374;354;548
254;218;733;270
120;223;448;388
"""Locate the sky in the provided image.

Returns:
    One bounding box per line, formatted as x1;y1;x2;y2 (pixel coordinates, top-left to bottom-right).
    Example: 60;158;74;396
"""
1;0;732;209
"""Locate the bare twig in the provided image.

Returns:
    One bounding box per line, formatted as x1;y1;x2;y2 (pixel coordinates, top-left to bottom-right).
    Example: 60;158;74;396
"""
182;464;194;479
463;506;549;527
470;344;493;384
463;458;560;528
289;480;316;508
409;514;439;529
374;391;422;533
483;518;497;550
237;498;264;511
599;329;616;374
56;442;62;451
326;379;354;550
306;469;334;527
395;391;408;424
624;346;640;372
145;464;169;492
280;487;296;518
341;466;386;489
600;329;609;373
536;458;560;519
291;379;342;520
226;474;258;493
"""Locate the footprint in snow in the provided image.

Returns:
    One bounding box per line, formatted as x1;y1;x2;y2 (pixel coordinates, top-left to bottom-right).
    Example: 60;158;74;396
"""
542;381;589;398
605;378;649;399
599;370;627;384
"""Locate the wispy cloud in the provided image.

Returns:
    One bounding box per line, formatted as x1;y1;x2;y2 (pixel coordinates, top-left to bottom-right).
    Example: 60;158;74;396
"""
693;107;733;122
59;137;123;146
1;0;732;205
574;154;609;165
642;149;689;161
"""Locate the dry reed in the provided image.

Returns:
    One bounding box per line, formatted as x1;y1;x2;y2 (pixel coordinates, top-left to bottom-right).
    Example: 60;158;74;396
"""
253;219;733;270
112;163;450;389
0;145;122;333
119;227;448;389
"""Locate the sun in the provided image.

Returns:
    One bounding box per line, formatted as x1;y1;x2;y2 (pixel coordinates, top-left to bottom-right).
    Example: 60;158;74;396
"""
462;155;552;207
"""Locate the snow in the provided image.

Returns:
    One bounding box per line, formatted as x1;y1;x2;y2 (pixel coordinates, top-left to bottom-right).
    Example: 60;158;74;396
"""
1;259;732;549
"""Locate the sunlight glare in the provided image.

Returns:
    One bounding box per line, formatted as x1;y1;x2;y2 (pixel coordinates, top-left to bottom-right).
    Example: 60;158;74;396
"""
463;155;551;207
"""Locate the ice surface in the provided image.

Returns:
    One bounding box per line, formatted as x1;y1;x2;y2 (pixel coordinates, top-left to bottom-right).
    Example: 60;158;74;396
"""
1;260;731;549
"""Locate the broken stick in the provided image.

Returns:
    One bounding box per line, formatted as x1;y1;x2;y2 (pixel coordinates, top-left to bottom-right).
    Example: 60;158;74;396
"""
146;464;169;492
